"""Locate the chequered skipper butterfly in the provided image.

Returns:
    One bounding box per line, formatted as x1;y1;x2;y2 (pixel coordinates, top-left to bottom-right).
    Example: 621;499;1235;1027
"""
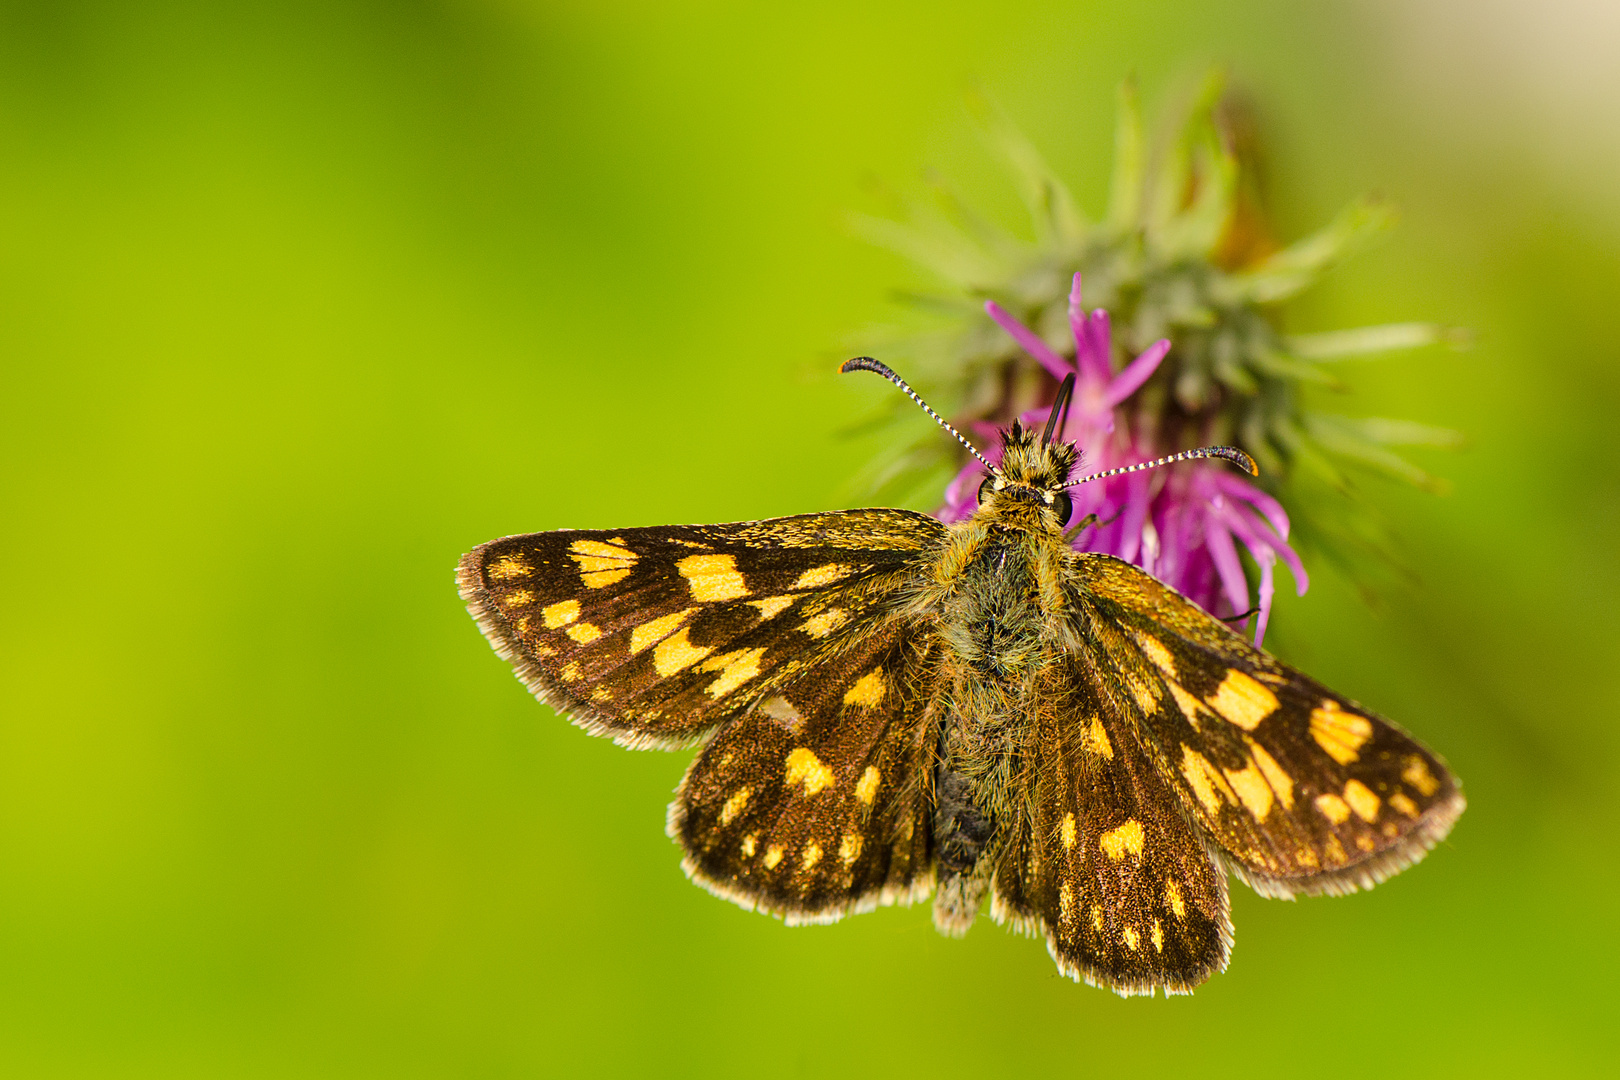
457;359;1463;995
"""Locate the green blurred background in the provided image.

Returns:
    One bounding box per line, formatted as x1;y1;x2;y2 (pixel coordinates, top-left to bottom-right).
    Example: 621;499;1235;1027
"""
1;1;1616;1075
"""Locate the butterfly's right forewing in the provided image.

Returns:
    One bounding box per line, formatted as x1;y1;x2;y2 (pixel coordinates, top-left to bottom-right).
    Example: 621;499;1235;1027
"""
1077;554;1464;899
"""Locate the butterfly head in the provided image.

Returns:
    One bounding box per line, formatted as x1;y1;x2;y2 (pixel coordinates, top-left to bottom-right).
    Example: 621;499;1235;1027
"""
974;374;1081;530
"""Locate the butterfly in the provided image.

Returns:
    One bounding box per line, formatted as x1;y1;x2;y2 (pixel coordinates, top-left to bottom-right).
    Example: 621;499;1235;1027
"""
456;357;1464;996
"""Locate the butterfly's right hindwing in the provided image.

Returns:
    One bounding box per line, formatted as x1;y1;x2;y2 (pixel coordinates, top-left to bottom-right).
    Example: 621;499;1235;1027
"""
457;510;947;750
991;665;1231;995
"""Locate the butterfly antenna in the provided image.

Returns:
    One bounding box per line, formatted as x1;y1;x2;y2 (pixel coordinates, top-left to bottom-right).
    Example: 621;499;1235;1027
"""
1064;445;1258;487
841;356;997;473
1041;373;1076;447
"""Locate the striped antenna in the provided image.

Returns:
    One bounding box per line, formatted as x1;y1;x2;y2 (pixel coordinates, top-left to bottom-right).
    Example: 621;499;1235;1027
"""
841;357;997;474
1064;446;1258;488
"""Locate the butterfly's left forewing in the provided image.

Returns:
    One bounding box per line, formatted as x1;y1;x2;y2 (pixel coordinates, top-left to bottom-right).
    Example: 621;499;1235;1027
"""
457;509;947;749
1075;554;1464;898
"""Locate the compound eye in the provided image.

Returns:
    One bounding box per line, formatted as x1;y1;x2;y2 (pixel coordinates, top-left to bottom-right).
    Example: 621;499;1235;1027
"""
1051;491;1073;526
977;475;996;504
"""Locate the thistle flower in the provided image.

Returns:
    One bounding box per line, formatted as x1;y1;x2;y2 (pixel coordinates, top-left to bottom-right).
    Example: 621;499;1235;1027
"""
938;272;1306;643
852;73;1461;640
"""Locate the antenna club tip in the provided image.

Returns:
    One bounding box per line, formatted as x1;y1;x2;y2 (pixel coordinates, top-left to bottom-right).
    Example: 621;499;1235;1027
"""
1219;447;1260;476
840;356;889;378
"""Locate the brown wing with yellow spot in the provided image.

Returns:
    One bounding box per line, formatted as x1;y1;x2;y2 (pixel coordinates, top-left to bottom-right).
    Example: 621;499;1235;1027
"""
1076;553;1465;898
671;621;941;923
457;510;946;749
990;664;1231;996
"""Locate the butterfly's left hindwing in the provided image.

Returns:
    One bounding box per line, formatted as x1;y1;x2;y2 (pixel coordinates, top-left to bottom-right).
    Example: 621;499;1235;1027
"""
1075;554;1465;898
672;621;941;923
457;510;947;748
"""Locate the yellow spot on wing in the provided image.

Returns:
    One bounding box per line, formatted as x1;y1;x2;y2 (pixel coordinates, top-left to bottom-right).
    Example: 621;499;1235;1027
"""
1245;736;1294;809
792;564;854;589
542;599;580;629
1122;925;1139;950
570;538;635;562
1206;670;1279;731
1343;779;1381;822
1315;792;1352;825
1389;791;1419;817
1059;883;1075;925
568;538;636;589
740;834;757;858
699;647;768;699
800;608;848;638
1151;919;1164;952
1180;745;1237;815
677;553;750;602
719;787;751;825
1081;714;1113;759
1124;670;1160;713
1165;880;1185;919
630;607;697;655
565;622;601;644
1223;761;1274;821
1167;682;1204;730
1061;813;1077;850
785;747;836;795
488;554;530;581
502;589;534;608
652;626;713;676
747;595;794;620
842;669;887;708
854;766;881;805
801;841;822;870
589;687;613;703
1403;754;1441;796
1133;631;1177;679
839;834;862;864
1099;819;1145;861
763;845;784;869
1310;700;1373;764
1090;905;1103;933
560;661;582;683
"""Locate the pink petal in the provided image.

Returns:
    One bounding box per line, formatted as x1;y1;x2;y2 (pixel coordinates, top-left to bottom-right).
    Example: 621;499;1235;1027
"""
1101;339;1171;409
1214;498;1310;597
1213;471;1291;540
1075;309;1113;382
1203;510;1253;617
985;300;1071;380
1252;548;1276;646
1114;472;1151;563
